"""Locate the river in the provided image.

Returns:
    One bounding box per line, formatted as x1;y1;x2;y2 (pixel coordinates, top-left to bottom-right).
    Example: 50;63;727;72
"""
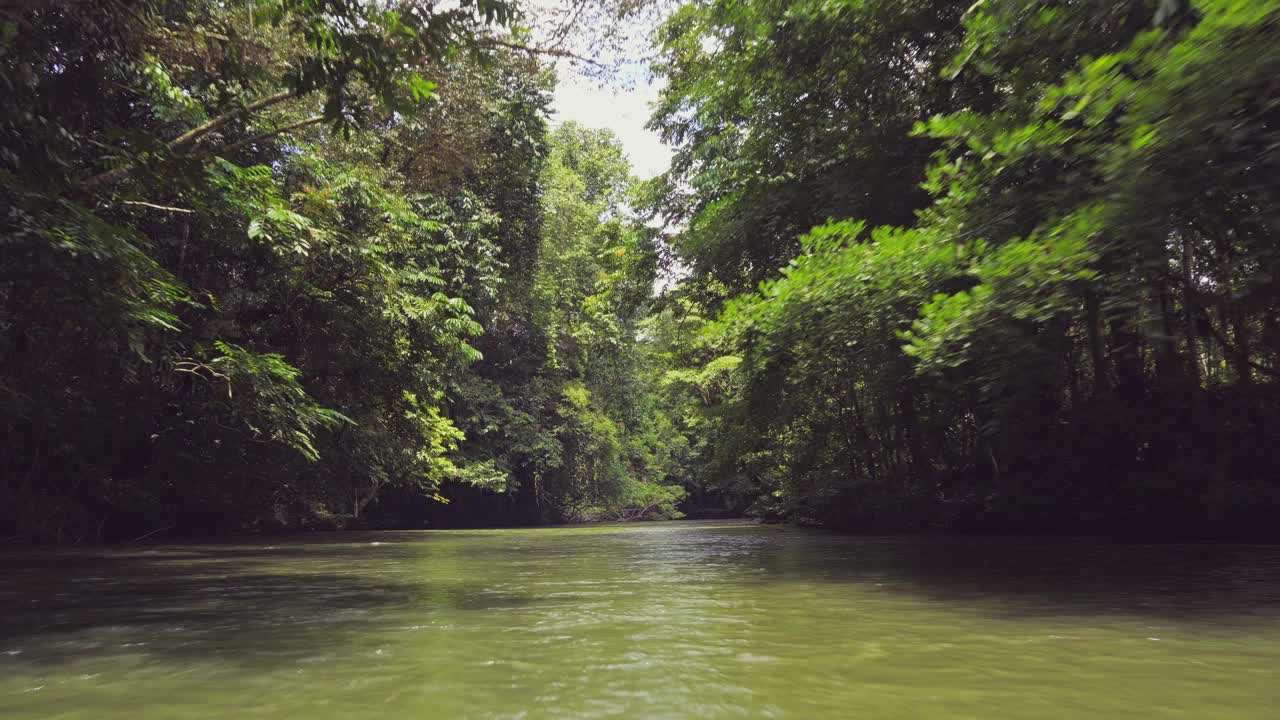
2;521;1279;718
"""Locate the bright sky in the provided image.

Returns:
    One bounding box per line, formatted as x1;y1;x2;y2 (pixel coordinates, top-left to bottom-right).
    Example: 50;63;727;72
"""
550;69;672;180
526;0;675;180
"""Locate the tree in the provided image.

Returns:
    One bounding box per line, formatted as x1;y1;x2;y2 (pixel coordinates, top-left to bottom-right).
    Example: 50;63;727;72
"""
646;0;1280;536
0;0;544;540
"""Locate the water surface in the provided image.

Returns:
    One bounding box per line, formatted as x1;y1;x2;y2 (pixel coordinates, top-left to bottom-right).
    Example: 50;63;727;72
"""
3;521;1279;718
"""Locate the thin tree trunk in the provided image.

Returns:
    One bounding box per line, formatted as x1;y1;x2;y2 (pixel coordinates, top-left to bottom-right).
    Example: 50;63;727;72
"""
1228;302;1253;385
898;384;931;491
1066;339;1081;411
1181;232;1201;386
849;389;878;484
1154;279;1183;386
837;401;864;482
1083;290;1110;395
1109;315;1146;400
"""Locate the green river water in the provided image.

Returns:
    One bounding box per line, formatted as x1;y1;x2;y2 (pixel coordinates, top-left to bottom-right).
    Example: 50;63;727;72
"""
2;521;1279;719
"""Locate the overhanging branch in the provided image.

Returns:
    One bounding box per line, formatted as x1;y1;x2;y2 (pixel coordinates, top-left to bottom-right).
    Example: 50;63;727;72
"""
477;39;607;68
122;200;194;214
80;89;302;190
219;115;326;155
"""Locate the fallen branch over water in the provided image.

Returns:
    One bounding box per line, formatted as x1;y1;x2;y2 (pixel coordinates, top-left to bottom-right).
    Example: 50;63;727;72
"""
133;526;174;542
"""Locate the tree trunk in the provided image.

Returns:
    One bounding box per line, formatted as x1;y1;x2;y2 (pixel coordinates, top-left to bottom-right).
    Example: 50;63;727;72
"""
1083;290;1110;395
1181;232;1201;386
849;389;878;484
1109;315;1146;400
1153;279;1184;387
1229;303;1253;385
898;383;932;491
1066;340;1081;411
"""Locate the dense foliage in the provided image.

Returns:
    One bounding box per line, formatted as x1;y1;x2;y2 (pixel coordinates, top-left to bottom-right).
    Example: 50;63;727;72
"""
0;0;684;541
646;0;1280;536
3;0;1278;541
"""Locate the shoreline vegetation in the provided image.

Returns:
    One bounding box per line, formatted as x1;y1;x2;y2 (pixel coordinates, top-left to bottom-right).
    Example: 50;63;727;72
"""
3;0;1279;544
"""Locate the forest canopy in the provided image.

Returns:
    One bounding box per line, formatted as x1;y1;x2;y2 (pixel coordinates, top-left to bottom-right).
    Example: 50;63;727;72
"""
2;0;1278;542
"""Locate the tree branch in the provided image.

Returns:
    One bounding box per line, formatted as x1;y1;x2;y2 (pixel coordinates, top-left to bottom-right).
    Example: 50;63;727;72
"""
476;39;606;68
80;89;301;190
544;0;590;50
169;89;298;151
132;525;174;542
219;115;326;155
122;200;194;214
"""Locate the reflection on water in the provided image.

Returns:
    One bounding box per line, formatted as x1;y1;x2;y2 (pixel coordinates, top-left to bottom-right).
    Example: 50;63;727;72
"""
2;522;1279;718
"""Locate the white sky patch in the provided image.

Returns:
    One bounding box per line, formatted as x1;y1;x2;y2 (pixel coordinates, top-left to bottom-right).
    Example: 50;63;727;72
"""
551;68;672;181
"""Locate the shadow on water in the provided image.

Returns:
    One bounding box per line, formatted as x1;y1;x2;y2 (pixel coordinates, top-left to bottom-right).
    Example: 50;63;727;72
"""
0;534;543;668
743;530;1280;622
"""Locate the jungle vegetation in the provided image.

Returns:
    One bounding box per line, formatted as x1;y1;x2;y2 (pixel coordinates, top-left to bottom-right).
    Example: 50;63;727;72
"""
1;0;1277;541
